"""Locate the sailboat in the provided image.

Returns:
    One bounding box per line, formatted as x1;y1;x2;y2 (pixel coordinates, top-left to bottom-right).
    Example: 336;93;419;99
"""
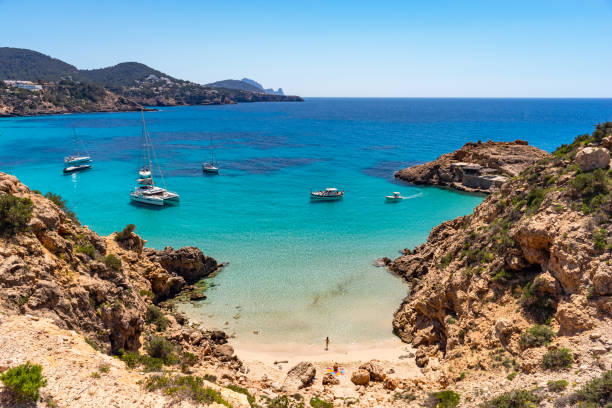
202;134;219;174
129;111;179;206
63;129;92;173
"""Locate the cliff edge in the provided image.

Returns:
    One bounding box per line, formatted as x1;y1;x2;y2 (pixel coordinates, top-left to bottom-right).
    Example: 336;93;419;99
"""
395;140;548;193
390;123;612;405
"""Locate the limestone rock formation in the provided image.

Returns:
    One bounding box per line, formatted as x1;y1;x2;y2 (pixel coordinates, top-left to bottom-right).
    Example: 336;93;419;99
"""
144;246;218;284
389;125;612;380
395;140;547;193
350;369;370;386
575;147;610;171
283;361;316;392
0;172;220;354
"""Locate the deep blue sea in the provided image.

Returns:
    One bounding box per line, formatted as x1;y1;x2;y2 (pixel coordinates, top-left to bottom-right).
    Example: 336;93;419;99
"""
1;98;610;345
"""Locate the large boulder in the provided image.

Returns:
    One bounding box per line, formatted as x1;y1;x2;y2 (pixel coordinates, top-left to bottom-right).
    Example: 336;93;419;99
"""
145;246;218;284
283;362;316;392
350;369;370;386
575;147;610;172
602;135;612;150
358;360;386;381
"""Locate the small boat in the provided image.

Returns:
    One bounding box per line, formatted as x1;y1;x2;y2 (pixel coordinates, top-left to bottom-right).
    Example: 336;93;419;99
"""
130;112;179;206
63;129;92;173
202;162;219;174
310;187;344;201
63;163;92;173
385;192;404;202
202;134;219;174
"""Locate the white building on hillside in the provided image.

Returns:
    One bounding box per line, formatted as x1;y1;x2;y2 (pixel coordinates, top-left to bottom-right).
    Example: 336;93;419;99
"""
3;80;43;91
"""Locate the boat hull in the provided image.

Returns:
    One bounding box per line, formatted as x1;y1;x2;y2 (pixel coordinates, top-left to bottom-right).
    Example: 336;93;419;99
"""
63;164;92;173
385;196;403;202
310;194;343;201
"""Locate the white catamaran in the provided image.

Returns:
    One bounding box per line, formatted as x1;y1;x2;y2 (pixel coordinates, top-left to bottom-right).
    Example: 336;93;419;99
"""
202;134;219;174
130;112;179;206
63;129;92;173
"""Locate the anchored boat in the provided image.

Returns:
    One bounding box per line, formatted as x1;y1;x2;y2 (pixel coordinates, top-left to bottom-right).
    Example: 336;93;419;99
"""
202;134;219;174
63;129;92;173
310;187;344;201
130;112;179;206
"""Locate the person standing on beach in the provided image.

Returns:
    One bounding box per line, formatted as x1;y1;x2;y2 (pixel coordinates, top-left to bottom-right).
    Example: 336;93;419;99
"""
325;336;329;351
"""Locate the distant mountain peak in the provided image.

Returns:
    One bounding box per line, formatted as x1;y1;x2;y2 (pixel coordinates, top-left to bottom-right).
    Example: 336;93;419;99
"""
241;78;264;91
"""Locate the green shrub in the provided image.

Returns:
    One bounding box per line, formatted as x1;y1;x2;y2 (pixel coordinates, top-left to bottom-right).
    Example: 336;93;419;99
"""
310;397;333;408
525;188;547;212
120;351;163;372
203;373;217;383
520;325;555;348
76;243;95;258
572;370;612;406
84;337;99;351
262;395;305;408
139;289;154;298
146;335;177;364
430;390;460;408
0;194;33;235
594;228;609;251
44;192;79;224
104;254;122;271
520;280;556;323
115;224;136;242
440;253;452;269
145;374;231;406
507;372;517;381
547;379;568;392
0;362;47;402
480;389;541;408
227;384;257;407
542;348;573;370
145;305;169;331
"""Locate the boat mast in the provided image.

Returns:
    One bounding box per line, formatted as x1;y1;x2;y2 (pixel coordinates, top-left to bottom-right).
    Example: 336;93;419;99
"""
210;134;214;164
140;110;168;190
140;110;155;186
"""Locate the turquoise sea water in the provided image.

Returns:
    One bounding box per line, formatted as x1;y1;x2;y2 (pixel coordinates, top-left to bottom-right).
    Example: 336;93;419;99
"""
1;98;611;345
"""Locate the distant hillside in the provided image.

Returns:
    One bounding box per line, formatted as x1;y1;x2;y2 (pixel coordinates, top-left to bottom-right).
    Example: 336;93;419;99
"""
0;48;78;81
77;62;179;89
208;77;285;96
207;79;262;93
0;47;302;116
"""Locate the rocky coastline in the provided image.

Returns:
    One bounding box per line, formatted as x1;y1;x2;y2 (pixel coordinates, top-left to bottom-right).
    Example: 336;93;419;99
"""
395;140;548;193
1;123;612;407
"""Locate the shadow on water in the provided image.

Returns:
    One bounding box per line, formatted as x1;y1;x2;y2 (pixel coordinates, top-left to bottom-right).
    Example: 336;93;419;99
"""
128;201;177;211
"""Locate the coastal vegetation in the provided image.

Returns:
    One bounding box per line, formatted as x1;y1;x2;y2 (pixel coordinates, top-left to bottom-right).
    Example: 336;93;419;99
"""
0;362;47;402
0;193;33;235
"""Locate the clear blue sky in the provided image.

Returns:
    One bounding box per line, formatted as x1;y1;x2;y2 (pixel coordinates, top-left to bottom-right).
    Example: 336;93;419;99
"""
1;0;611;97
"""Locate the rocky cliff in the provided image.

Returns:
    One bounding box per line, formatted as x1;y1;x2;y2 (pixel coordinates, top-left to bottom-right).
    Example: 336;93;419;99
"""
395;140;548;193
389;123;612;404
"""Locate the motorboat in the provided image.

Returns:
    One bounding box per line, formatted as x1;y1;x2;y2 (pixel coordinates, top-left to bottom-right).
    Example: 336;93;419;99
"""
385;192;404;202
310;187;344;201
129;111;180;206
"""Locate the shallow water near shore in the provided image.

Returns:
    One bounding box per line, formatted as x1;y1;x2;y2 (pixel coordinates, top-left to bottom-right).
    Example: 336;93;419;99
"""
1;98;611;347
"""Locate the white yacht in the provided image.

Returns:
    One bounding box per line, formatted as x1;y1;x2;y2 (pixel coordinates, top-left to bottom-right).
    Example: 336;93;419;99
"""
310;187;344;201
130;112;179;206
63;130;92;173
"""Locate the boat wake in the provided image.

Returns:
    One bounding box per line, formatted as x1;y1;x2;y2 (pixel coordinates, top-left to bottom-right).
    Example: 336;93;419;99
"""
400;192;423;200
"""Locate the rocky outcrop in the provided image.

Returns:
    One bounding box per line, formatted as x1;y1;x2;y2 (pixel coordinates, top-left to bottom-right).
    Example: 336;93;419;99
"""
283;361;316;392
0;172;221;354
390;125;612;378
575;147;610;171
145;246;218;284
395;140;548;193
350;369;370;386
